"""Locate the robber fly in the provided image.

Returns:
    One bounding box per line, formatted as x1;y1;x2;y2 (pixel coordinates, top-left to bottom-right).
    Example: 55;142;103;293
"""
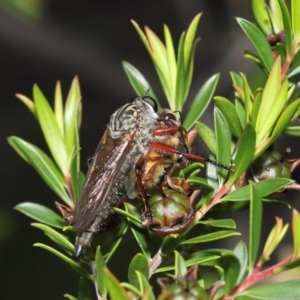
73;95;160;260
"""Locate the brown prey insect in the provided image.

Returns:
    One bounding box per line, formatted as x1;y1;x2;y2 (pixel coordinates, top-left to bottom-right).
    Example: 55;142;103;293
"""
127;109;231;231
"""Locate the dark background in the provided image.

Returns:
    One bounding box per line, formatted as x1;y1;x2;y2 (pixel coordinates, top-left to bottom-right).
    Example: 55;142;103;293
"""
0;1;299;299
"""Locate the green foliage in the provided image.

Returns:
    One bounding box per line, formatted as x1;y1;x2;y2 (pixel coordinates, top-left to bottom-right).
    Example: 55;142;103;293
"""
9;1;300;299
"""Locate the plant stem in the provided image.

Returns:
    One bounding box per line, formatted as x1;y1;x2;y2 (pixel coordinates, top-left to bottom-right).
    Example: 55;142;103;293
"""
220;255;294;299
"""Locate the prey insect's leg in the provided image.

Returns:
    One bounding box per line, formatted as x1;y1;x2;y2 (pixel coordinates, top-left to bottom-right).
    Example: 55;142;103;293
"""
150;141;232;171
134;156;153;228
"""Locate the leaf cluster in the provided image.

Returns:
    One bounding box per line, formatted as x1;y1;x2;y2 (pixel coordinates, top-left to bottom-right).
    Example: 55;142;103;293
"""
9;1;300;299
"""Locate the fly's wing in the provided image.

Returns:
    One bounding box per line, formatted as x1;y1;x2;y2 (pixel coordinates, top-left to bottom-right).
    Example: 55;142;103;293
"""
73;129;136;232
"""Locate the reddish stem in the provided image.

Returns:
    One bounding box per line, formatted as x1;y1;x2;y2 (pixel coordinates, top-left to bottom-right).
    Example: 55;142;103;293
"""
200;183;231;215
281;43;298;79
220;255;294;300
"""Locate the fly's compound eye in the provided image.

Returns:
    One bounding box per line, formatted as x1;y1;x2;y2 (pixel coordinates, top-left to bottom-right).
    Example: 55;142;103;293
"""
142;96;158;112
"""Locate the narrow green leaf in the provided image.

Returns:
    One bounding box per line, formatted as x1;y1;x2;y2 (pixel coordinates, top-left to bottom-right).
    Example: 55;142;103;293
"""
255;98;300;158
124;203;151;259
182;14;201;104
255;56;281;137
105;222;128;263
195;121;217;156
70;150;83;202
222;252;240;295
235;97;246;129
33;84;69;173
214;108;232;185
198;219;236;229
227;123;256;186
230;71;243;87
8;136;72;206
175;32;187;110
277;43;288;62
241;73;253;123
184;38;200;103
278;0;292;55
131;20;152;56
122;61;158;104
240;280;300;299
104;269;131;300
113;207;141;223
78;277;93;300
182;162;203;178
257;78;288;144
145;26;168;79
164;24;177;102
262;198;291;208
7;135;29;163
54;81;64;137
292;209;300;257
34;243;92;280
31;223;73;253
278;257;300;274
142;26;171;102
131;21;170;100
233;241;248;284
266;98;300;151
128;254;149;289
206;154;219;192
136;272;155;300
64;76;81;157
182;230;240;245
269;0;284;33
95;247;107;297
214;96;243;138
289;62;300;78
236;18;274;72
184;74;220;131
252;0;272;34
15;202;65;228
64;294;77;300
292;0;300;44
156;251;220;273
250;89;263;126
187;176;211;190
119;283;141;298
249;181;262;273
64;76;82;199
15;93;36;116
223;178;293;201
184;13;201;68
161;234;181;256
260;217;289;265
174;250;187;277
244;51;264;67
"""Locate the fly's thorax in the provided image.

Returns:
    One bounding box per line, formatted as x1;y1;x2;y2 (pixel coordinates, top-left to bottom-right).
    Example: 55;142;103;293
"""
108;97;159;139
